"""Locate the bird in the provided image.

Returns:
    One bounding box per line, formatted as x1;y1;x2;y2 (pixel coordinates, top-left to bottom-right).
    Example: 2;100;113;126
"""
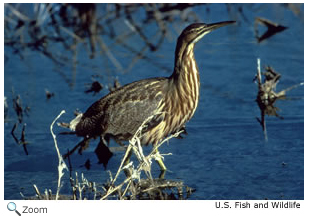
73;21;235;171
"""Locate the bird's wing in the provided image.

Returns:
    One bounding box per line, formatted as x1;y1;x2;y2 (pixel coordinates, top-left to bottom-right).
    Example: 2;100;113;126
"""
75;77;167;140
105;78;165;138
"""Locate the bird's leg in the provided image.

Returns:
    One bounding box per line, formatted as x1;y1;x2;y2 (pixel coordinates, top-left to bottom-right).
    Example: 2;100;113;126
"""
63;137;90;159
158;170;166;179
154;147;167;172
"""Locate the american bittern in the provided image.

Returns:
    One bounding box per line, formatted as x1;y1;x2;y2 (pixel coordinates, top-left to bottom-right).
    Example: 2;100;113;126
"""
74;21;235;171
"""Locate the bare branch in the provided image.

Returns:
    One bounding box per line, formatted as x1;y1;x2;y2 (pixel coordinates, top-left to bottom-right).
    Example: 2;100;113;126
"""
50;110;68;200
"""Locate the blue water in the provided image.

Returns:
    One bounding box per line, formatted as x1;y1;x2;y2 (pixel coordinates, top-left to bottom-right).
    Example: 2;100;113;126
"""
4;3;304;200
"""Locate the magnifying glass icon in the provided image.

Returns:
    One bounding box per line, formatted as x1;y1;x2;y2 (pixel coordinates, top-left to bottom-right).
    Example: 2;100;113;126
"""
7;202;21;216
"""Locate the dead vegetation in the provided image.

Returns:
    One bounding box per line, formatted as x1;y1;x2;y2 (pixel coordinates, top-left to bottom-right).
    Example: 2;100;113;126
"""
22;110;194;200
254;58;303;140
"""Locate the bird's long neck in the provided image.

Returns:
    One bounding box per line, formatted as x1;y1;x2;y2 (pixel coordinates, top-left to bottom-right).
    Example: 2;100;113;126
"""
173;42;200;84
168;41;200;121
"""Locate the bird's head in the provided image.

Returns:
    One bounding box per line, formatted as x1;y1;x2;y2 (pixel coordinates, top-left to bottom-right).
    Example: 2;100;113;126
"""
173;21;236;76
177;21;236;46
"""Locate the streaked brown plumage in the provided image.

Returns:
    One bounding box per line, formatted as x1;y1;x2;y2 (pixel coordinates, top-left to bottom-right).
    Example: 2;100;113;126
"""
75;21;235;170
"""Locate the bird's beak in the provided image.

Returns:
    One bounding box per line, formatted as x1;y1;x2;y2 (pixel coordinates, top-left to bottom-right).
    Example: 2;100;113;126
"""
193;21;235;44
205;21;236;32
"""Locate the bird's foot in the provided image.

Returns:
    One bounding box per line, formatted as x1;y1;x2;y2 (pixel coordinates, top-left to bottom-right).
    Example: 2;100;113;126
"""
153;150;168;172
